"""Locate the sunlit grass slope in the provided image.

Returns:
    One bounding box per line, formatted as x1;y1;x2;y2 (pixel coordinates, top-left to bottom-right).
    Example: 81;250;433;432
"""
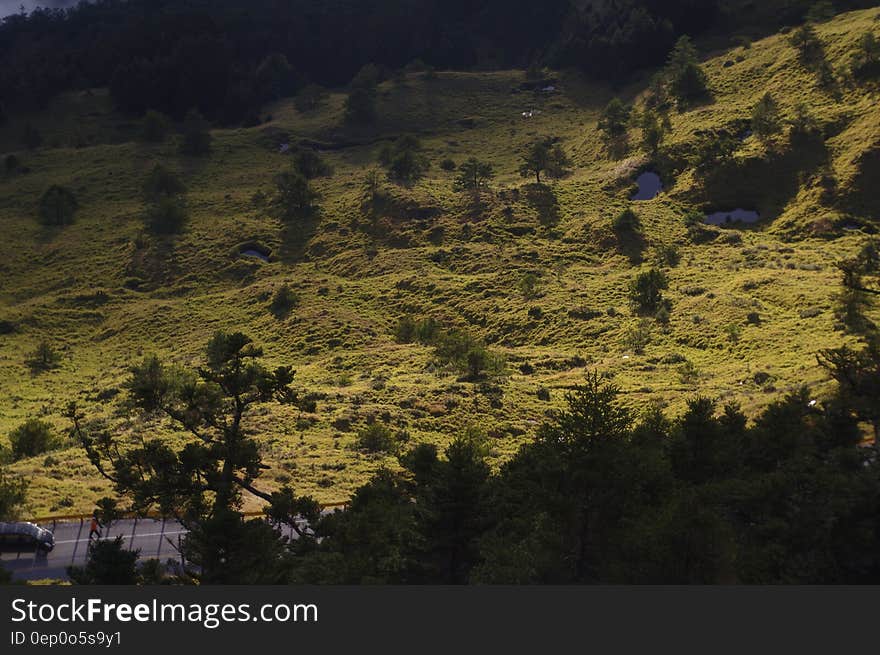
1;8;878;514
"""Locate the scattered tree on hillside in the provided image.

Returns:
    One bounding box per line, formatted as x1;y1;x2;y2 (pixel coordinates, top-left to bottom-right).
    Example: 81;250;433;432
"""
788;102;822;145
38;185;78;226
269;284;300;318
518;139;571;185
629;268;669;315
8;419;55;461
751;92;782;145
68;332;319;583
275;169;318;219
0;467;28;521
142;164;187;235
790;23;825;66
665;36;710;105
361;167;385;205
833;240;879;333
638;108;669;157
293;149;332;180
454;157;494;196
345;65;380;125
25;340;62;372
379;135;430;184
432;330;503;381
819;336;880;445
851;32;880;80
598;98;631;142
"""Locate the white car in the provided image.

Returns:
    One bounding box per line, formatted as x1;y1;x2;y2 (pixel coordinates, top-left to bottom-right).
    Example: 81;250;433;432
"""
0;522;55;552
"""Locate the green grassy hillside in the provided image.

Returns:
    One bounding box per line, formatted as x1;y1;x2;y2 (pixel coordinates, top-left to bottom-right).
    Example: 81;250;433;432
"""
1;8;878;515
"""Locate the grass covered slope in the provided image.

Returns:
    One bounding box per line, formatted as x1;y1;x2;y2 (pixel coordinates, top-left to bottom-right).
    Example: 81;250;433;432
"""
1;9;878;515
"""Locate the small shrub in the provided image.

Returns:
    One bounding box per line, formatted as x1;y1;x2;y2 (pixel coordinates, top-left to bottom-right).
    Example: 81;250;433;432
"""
684;209;704;228
598;98;631;140
678;361;701;385
518;273;540;299
653;244;680;268
455;157;494;195
9;419;55;461
394;316;439;344
660;352;687;365
356;424;400;454
536;386;551;401
440;158;457;171
629;269;669;315
293;149;332;179
379;135;430;184
725;323;742;344
275;170;318;219
38;185;78;226
344;66;379;124
433;330;502;380
623;319;653;355
666;36;709;105
25;340;62;372
269;284;300;318
751;92;782;144
654;303;671;325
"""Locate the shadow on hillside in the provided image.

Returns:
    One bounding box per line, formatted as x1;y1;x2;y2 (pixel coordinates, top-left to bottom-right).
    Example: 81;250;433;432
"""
278;208;320;263
604;135;631;161
524;184;560;227
698;137;830;223
839;145;880;222
616;231;646;265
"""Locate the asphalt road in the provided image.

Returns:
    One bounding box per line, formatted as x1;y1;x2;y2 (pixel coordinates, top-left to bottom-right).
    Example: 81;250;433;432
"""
0;519;186;581
0;513;321;581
